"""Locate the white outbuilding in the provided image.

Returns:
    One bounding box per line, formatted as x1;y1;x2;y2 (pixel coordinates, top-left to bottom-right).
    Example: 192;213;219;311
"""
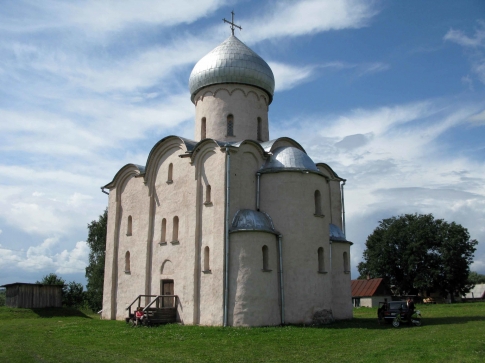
101;29;353;326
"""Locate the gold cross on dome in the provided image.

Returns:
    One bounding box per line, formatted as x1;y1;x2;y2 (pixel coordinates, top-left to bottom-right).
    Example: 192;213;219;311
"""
223;11;242;36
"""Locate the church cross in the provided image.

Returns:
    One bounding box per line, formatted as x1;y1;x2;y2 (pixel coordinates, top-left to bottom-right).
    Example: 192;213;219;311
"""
223;11;242;36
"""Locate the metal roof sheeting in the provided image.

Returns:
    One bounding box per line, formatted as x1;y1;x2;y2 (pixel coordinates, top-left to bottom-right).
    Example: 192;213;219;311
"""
351;278;386;297
230;209;278;235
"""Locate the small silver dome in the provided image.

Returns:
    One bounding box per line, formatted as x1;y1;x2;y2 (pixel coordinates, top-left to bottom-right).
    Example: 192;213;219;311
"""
330;224;352;243
189;35;275;104
261;147;319;173
230;209;277;234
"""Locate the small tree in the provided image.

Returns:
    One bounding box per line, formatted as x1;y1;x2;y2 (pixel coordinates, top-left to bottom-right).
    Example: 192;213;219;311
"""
64;281;85;308
468;271;485;285
37;273;67;296
85;209;107;312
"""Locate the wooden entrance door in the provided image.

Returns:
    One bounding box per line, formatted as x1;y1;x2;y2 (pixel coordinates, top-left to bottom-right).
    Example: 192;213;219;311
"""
160;279;174;307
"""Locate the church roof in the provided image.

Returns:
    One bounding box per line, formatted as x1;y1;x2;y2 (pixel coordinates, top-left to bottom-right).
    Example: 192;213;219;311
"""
189;35;275;104
330;224;352;244
230;209;278;235
259;146;319;174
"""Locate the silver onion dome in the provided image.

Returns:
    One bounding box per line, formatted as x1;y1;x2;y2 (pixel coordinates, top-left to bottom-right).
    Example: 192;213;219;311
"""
260;147;319;173
189;35;275;104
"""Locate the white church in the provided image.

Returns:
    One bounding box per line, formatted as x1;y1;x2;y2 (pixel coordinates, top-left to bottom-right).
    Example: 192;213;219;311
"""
101;18;353;326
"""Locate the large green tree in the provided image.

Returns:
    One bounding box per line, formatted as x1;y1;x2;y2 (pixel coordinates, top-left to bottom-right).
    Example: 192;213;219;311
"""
358;214;477;301
85;209;107;312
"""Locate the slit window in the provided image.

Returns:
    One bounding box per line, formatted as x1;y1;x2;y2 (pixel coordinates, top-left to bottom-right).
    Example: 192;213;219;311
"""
204;246;210;271
205;185;211;204
167;163;173;183
172;216;179;242
257;117;262;141
161;218;167;242
262;245;269;271
127;216;132;236
314;190;322;215
201;117;206;139
125;251;131;272
227;114;234;136
318;247;325;272
343;252;349;272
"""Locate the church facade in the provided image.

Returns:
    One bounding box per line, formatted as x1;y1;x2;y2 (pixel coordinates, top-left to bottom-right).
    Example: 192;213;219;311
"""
101;33;353;326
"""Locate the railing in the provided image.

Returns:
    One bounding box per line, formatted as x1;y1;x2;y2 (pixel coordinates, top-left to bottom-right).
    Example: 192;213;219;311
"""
126;295;157;317
144;295;178;312
125;294;178;317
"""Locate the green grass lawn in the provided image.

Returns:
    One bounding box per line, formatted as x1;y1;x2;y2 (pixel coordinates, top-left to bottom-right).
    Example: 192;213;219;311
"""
0;303;484;362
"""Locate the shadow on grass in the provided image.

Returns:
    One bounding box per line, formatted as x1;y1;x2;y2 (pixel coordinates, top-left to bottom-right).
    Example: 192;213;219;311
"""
287;315;485;330
32;307;92;319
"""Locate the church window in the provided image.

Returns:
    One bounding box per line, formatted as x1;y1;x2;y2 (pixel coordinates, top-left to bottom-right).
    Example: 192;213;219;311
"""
201;117;206;139
227;114;234;136
262;245;270;271
125;251;131;273
343;252;350;273
127;216;133;236
204;185;212;205
203;246;211;272
160;218;167;244
172;216;179;242
318;247;325;273
167;163;173;183
314;190;322;216
257;117;262;141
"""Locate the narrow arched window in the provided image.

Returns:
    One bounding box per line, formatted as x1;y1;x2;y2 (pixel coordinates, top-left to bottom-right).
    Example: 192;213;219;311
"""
257;117;262;141
172;216;179;242
201;117;206;139
205;185;211;204
127;216;132;236
314;190;322;215
262;245;269;271
161;218;167;242
318;247;325;272
343;252;349;273
125;251;131;272
227;114;234;136
204;246;210;271
167;163;173;183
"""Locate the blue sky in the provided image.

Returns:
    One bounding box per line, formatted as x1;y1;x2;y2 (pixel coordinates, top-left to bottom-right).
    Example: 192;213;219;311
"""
1;0;485;287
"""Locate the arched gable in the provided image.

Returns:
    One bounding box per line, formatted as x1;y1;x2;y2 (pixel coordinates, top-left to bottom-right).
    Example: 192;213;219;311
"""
316;163;345;181
144;136;197;196
102;164;145;202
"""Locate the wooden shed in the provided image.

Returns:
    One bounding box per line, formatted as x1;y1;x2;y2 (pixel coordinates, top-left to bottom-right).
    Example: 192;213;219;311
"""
351;278;392;308
1;283;62;308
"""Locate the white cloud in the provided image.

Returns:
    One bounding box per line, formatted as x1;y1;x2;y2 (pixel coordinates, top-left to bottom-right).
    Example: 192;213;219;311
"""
244;0;380;42
270;62;317;91
0;0;227;34
444;21;485;48
1;237;89;275
444;20;485;85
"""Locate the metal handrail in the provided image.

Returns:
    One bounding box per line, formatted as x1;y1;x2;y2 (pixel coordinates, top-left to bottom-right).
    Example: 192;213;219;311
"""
143;295;178;313
126;294;158;316
126;294;179;318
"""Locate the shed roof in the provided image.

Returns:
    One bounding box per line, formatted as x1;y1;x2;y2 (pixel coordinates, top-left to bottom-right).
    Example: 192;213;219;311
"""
0;282;64;288
351;278;387;297
463;283;485;299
